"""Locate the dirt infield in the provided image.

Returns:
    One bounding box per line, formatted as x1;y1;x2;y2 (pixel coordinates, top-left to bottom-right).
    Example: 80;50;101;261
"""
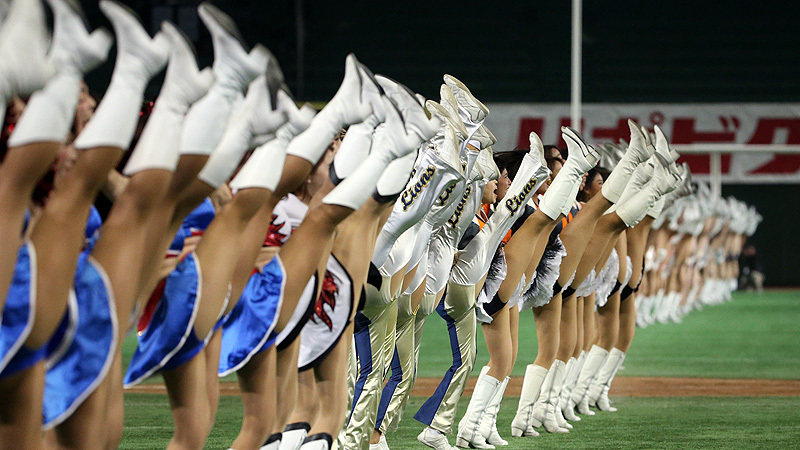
128;376;800;397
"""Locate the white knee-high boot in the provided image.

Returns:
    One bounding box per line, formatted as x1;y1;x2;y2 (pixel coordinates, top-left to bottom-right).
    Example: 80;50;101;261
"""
8;0;111;148
479;374;509;446
551;360;572;429
122;22;213;175
590;348;626;411
572;345;608;415
456;368;501;449
510;364;547;437
73;1;169;152
560;356;581;421
530;360;568;433
600;120;654;203
0;0;56;120
538;128;599;220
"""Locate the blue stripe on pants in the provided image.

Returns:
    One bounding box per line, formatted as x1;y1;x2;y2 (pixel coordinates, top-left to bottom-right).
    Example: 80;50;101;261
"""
374;345;402;430
347;312;373;426
414;297;461;425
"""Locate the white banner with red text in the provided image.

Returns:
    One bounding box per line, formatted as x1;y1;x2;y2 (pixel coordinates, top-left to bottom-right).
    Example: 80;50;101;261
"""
482;103;800;184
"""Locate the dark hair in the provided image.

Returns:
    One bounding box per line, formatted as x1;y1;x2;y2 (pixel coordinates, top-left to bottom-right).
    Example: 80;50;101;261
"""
493;153;508;176
493;150;527;180
577;165;611;202
543;144;567;161
544;155;561;173
587;165;611;183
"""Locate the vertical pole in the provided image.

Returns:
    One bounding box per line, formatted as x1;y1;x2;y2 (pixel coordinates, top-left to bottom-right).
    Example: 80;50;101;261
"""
295;0;305;98
571;0;582;131
710;152;722;198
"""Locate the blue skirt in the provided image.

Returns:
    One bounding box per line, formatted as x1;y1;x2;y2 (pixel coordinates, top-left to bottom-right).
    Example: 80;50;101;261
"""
0;242;43;378
43;255;118;428
124;253;203;387
218;256;285;377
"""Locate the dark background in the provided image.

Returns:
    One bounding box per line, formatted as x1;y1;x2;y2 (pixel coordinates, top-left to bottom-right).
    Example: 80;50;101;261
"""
77;0;799;285
80;0;800;103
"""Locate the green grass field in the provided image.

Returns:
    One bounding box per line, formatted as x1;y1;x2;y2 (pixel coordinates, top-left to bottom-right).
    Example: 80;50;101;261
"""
423;289;800;380
120;290;800;448
121;395;800;449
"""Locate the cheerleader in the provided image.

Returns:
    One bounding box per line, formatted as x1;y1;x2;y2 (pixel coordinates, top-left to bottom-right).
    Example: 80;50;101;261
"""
510;123;680;436
0;0;56;311
460;128;599;447
44;5;200;446
376;109;499;450
569;128;684;417
262;138;342;450
559;165;608;421
115;5;271;448
273;76;436;450
344;84;468;450
219;129;338;450
0;0;151;445
417;140;548;449
210;69;435;450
